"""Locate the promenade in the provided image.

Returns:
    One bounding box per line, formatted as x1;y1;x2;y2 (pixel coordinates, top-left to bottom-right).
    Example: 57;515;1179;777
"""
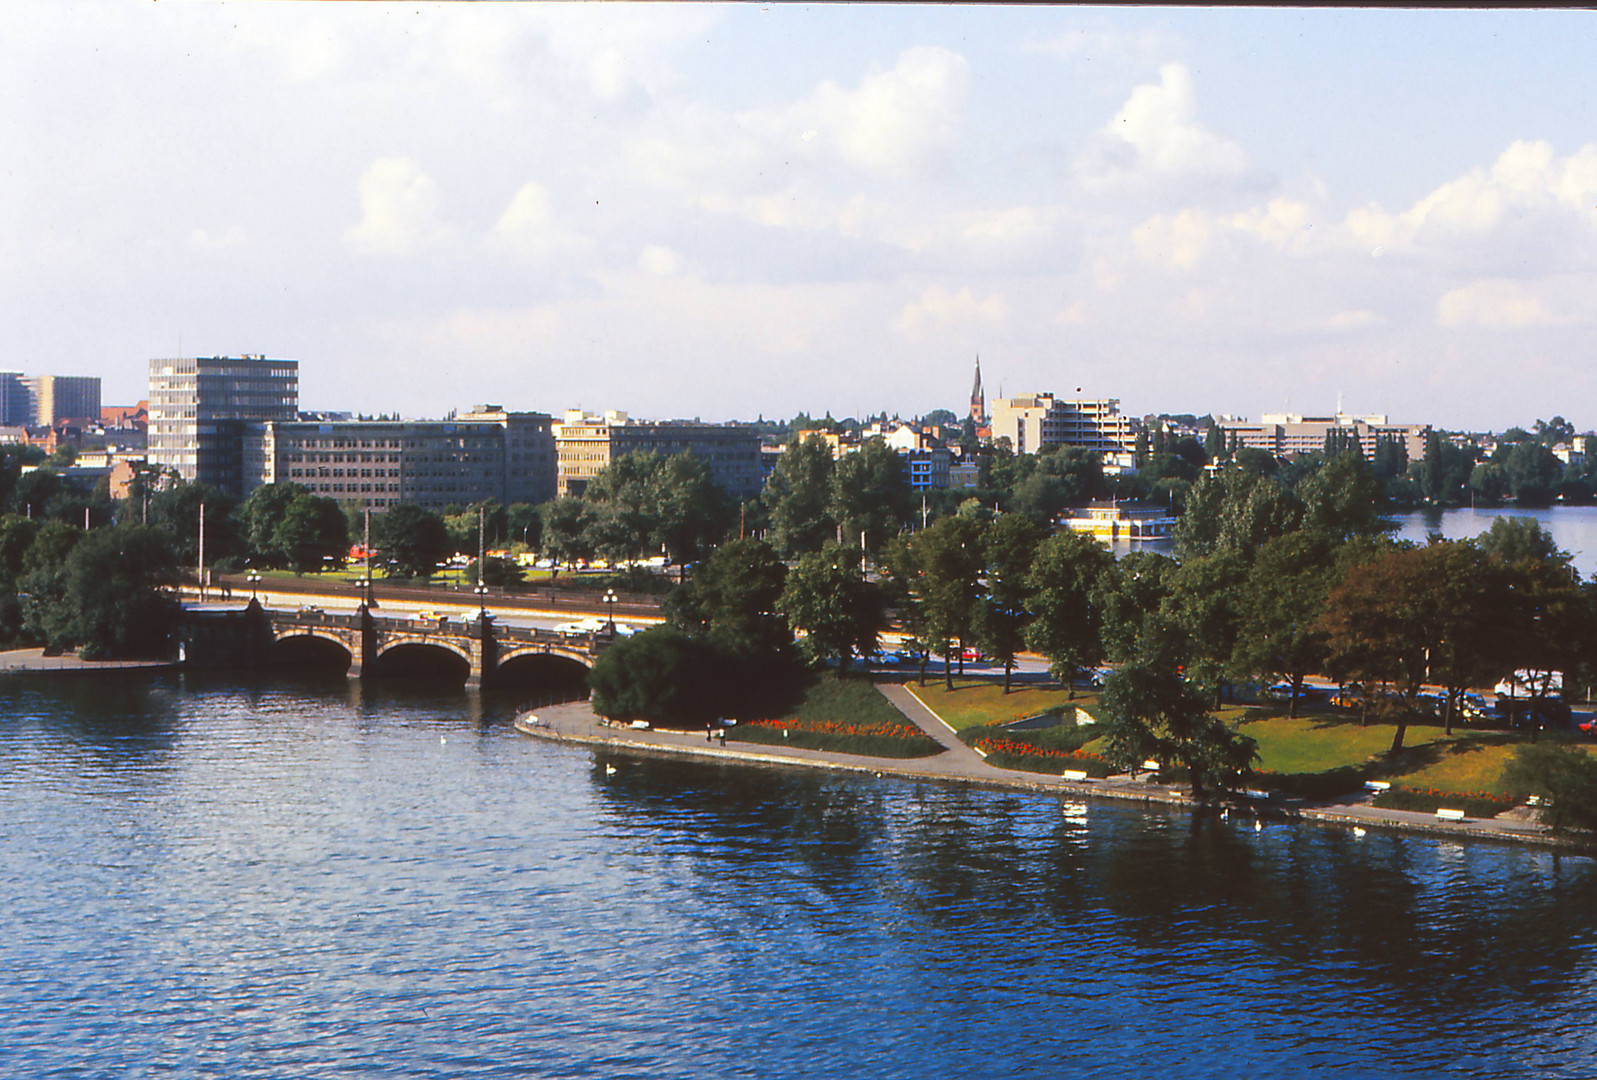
518;678;1581;850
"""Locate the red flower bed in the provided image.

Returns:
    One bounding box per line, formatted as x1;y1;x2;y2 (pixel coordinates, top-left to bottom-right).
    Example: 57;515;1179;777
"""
973;737;1108;766
744;718;927;742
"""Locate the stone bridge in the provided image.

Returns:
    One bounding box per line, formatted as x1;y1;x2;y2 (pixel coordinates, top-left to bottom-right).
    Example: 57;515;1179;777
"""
182;601;613;689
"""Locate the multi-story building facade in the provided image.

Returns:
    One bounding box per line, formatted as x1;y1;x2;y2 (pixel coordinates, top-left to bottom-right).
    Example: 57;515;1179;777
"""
1218;413;1430;461
23;375;101;425
552;409;763;499
244;409;556;511
148;355;299;492
990;394;1138;455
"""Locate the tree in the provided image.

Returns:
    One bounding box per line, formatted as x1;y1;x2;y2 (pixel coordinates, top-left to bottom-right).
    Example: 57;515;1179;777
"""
1163;550;1248;707
1099;647;1259;798
587;626;719;727
972;514;1041;692
146;480;239;567
761;434;836;557
1233;532;1337;718
665;537;789;655
1504;743;1597;832
829;439;913;556
584;452;661;566
1477;516;1568;566
1175;466;1302;562
274;493;350;573
651;451;733;578
538;496;596;574
1007;446;1104;524
1319;544;1440;752
376;504;451;578
1095;550;1179;662
777;542;885;671
1023;530;1114;695
468;556;525;588
904;515;986;688
27;524;180;659
1298;450;1384;542
237;482;307;567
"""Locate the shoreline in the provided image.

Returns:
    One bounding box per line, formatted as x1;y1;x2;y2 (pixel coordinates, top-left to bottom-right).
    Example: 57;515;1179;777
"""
516;690;1590;853
0;648;179;675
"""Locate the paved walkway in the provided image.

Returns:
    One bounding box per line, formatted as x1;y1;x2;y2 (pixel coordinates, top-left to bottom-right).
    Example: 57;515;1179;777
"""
0;648;178;673
517;679;1583;850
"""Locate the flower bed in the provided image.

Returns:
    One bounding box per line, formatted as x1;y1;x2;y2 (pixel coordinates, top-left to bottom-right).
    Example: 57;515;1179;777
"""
727;717;942;758
972;736;1115;778
1371;783;1519;819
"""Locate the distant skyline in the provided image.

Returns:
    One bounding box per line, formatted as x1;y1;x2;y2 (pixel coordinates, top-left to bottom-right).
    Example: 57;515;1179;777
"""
4;4;1596;429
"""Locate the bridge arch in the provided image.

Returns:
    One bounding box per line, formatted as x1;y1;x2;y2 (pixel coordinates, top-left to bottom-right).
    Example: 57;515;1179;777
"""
369;638;475;684
266;630;356;673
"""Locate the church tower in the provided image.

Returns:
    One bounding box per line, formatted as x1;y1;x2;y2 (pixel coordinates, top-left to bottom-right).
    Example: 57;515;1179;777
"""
969;355;987;425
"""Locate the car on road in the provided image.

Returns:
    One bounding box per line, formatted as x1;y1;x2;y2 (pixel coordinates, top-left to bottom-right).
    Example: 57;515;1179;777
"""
960;647;987;663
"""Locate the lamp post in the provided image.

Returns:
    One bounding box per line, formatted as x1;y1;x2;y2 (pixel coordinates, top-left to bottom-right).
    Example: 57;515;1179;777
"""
603;587;618;635
475;582;489;618
246;569;261;603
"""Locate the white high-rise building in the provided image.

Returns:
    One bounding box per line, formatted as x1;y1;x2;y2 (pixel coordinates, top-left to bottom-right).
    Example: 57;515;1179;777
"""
148;356;299;492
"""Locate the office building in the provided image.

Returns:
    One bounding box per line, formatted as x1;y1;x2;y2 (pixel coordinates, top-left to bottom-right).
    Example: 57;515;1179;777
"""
553;409;764;499
148;355;299;493
23;375;101;425
245;409;556;511
1218;413;1430;461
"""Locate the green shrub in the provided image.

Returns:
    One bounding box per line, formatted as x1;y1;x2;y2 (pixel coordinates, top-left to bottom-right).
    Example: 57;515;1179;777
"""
1503;743;1597;832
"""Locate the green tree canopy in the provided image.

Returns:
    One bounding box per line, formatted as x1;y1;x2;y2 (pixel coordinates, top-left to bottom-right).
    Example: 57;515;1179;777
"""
761;433;836;557
829;439;913;555
1023;530;1115;692
777;541;885;670
376;504;451;578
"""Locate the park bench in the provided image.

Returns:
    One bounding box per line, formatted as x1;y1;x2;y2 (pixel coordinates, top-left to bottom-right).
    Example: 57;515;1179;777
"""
1435;808;1466;822
1061;769;1089;782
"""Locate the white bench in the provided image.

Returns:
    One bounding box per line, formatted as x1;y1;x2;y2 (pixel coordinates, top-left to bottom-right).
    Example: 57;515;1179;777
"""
1436;808;1466;822
1061;769;1089;782
1364;780;1391;792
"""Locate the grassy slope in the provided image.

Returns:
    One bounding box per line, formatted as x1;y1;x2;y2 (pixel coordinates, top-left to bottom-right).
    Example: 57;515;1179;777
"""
905;677;1100;731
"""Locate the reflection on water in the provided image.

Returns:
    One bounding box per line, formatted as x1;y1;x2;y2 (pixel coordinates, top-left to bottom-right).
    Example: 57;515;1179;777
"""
1;678;1594;1078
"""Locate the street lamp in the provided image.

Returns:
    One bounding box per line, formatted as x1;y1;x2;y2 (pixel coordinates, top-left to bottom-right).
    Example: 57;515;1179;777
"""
603;588;618;635
246;569;261;603
475;582;489;618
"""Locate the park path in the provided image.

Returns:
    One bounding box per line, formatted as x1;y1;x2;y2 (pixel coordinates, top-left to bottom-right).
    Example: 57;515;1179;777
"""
516;684;1576;849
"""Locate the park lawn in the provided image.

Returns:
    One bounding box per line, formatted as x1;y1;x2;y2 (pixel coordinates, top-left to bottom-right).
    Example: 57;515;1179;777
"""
1232;711;1457;774
906;676;1099;732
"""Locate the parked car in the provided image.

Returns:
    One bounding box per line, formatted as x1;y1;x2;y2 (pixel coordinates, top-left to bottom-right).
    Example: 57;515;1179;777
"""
866;650;902;666
960;647;987;663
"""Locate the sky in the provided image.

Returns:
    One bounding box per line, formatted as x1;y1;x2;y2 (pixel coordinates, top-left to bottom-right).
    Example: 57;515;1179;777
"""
4;3;1597;431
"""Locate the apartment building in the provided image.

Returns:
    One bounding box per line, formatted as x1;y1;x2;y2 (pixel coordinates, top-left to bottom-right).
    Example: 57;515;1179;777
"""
989;394;1138;455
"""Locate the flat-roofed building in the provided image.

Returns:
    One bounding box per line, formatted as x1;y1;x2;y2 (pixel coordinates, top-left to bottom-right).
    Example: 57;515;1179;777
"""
1219;413;1430;461
553;409;763;499
990;393;1138;456
149;355;299;492
23;375;101;425
245;409;556;511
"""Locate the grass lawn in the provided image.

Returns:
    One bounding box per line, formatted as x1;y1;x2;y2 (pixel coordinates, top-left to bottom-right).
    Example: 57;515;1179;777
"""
905;676;1099;732
1234;711;1456;774
726;671;942;758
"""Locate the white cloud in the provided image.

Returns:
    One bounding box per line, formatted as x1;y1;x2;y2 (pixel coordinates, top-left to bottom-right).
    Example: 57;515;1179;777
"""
1344;140;1597;256
893;284;1008;338
637;245;683;276
189;226;248;252
344;158;452;256
1323;309;1383;331
1081;62;1255;191
1437;279;1559;328
490;181;588;259
1132;208;1211;269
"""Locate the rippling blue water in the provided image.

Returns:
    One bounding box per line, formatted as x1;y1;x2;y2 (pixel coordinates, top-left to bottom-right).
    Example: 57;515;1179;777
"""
3;673;1596;1079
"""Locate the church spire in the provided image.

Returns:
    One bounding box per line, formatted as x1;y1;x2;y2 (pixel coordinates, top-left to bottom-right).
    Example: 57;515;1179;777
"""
969;354;986;425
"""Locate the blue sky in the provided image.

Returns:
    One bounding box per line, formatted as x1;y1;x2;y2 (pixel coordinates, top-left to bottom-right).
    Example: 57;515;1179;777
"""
3;3;1596;431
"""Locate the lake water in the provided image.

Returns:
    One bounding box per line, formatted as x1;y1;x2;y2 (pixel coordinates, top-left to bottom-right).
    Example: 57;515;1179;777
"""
1392;505;1597;579
3;673;1596;1077
1110;506;1597;579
